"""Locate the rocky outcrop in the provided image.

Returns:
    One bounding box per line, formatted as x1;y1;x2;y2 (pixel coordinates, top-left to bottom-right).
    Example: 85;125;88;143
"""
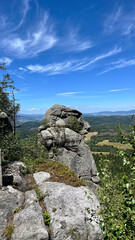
39;105;99;183
0;112;12;134
0;165;102;239
39;181;102;240
0;186;24;240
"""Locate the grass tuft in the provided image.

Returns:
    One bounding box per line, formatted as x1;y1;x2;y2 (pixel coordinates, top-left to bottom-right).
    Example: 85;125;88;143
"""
35;159;86;187
3;225;14;239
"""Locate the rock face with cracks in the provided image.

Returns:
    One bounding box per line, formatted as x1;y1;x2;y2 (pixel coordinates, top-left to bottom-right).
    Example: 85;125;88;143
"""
39;180;103;240
12;190;49;240
0;164;102;240
0;186;24;240
39;105;99;183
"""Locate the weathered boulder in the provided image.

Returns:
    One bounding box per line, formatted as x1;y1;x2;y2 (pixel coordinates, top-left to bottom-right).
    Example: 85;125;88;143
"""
39;181;103;240
0;186;24;240
45;104;82;125
39;105;99;183
2;161;27;191
12;190;49;240
0;112;13;134
43;104;90;135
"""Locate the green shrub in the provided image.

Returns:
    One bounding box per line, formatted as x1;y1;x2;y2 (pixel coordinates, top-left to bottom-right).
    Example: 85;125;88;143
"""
98;124;135;239
67;116;82;133
21;135;48;163
0;132;22;163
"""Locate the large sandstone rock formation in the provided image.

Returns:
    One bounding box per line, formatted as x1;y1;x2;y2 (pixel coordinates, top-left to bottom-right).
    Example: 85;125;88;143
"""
42;104;90;135
38;105;99;183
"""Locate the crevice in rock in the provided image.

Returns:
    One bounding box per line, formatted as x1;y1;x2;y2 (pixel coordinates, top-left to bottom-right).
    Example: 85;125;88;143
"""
2;192;25;240
35;186;52;240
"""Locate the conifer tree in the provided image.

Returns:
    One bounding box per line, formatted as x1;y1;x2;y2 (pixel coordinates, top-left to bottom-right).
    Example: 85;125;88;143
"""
0;63;20;134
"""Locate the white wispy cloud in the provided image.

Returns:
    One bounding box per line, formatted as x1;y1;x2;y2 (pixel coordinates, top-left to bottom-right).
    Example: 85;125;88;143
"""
19;67;27;72
57;92;102;99
75;46;121;70
98;58;135;75
61;30;92;52
104;6;135;36
0;1;92;58
0;2;58;58
24;59;87;74
57;91;84;96
0;57;13;66
17;0;31;28
20;46;121;75
108;88;130;92
26;108;40;112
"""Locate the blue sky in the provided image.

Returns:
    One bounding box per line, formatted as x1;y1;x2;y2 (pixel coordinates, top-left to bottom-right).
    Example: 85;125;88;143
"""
0;0;135;113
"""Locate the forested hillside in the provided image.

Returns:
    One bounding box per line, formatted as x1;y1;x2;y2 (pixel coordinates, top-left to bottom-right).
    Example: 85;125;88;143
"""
17;114;134;138
83;115;133;133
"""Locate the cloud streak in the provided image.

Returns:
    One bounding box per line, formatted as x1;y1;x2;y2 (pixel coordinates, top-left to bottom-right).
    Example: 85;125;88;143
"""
61;30;92;52
57;91;84;96
75;46;121;70
104;6;135;36
20;46;121;75
108;88;130;92
26;108;40;112
98;58;135;75
16;0;31;29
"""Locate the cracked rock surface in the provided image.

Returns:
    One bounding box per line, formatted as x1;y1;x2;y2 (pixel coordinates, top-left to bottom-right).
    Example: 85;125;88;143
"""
0;186;24;240
12;190;49;240
39;181;103;240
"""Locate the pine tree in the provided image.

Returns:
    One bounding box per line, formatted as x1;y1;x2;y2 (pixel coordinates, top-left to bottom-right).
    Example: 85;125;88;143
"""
0;63;20;134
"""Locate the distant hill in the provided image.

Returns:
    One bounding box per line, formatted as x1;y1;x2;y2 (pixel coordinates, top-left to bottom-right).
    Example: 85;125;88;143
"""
17;110;135;124
83;110;135;116
18;114;44;123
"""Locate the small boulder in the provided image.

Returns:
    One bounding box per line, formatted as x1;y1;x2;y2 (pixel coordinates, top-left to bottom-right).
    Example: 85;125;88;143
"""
2;162;27;191
33;172;51;185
